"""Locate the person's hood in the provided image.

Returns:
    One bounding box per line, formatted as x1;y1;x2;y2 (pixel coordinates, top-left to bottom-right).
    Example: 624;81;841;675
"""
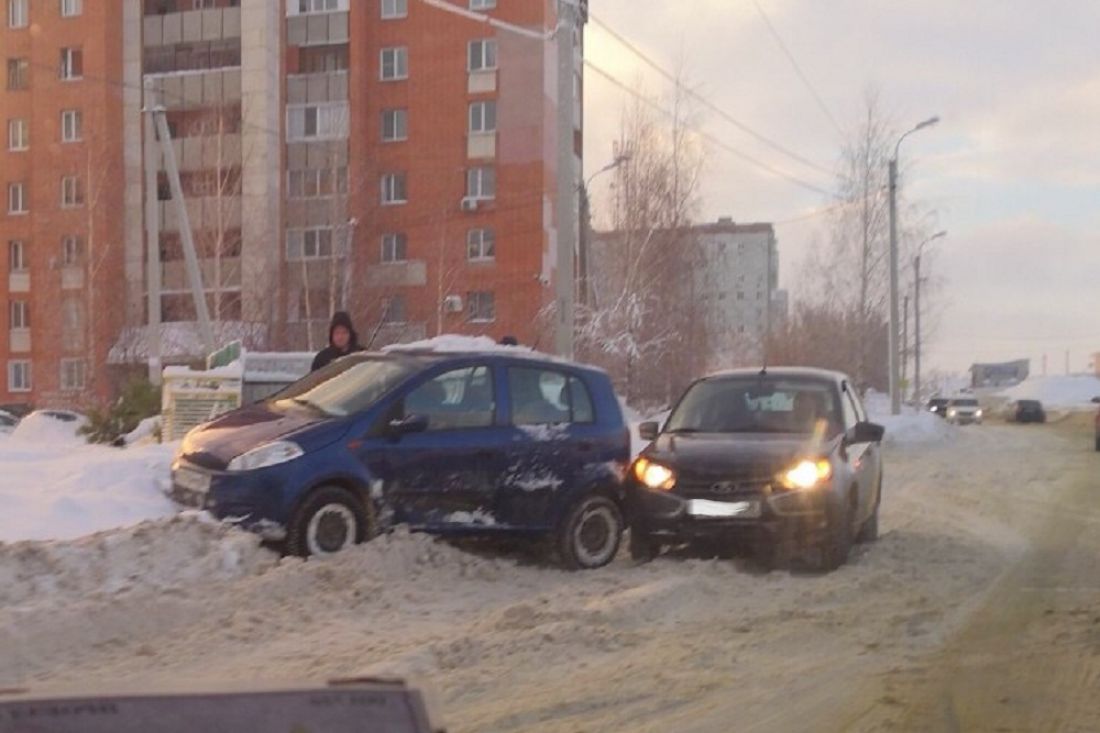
328;311;360;349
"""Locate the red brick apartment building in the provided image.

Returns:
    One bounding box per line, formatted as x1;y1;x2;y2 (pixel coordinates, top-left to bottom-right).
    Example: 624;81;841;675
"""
0;0;583;408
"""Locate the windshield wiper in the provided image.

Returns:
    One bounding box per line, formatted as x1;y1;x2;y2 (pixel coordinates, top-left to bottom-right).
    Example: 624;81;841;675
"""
667;427;702;434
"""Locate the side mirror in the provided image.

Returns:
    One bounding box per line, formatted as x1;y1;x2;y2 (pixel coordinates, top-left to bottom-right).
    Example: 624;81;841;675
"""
638;421;660;441
387;414;429;437
848;421;885;444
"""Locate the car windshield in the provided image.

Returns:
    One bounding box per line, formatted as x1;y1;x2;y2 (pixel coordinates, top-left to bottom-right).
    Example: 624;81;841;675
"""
952;399;979;407
666;376;841;435
271;356;418;417
1019;400;1040;408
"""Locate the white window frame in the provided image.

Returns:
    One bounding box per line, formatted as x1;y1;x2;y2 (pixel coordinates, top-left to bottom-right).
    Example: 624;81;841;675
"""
7;0;27;29
7;360;30;393
59;47;82;81
288;0;346;15
62;235;82;265
8;240;26;271
380;47;408;81
468;39;497;72
468;101;496;134
7;58;29;89
7;182;27;215
381;0;406;19
286;102;348;142
9;300;29;329
380;233;407;263
469;0;495;10
287;167;347;199
466;166;496;200
7;118;28;151
467;291;495;323
380;173;407;206
60;175;83;208
60;0;82;18
381;108;407;142
61;109;82;143
286;227;346;261
60;359;86;391
192;0;214;9
466;228;495;261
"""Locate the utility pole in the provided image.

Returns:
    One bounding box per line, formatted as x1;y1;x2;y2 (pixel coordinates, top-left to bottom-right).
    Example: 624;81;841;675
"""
902;293;909;393
553;0;579;359
913;255;922;403
142;79;163;386
888;156;901;414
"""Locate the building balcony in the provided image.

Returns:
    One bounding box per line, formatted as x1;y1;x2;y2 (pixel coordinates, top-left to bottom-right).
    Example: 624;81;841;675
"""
366;261;427;288
8;271;29;293
467;132;496;160
143;7;242;47
9;328;30;353
468;70;497;95
61;266;83;290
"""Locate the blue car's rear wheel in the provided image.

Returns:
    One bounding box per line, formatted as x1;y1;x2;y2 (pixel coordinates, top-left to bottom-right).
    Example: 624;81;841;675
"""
287;486;373;558
557;495;623;570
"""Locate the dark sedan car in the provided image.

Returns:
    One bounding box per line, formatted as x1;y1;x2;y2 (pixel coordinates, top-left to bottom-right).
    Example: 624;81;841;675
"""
627;368;884;571
171;349;630;568
1011;399;1046;424
927;397;950;418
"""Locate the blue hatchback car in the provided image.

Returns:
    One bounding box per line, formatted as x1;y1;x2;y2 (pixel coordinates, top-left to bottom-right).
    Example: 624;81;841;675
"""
171;349;631;568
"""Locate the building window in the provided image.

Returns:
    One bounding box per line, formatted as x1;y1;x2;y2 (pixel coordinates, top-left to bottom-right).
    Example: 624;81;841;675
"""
59;47;83;80
60;359;86;391
468;39;497;72
467;291;495;323
466;167;496;200
9;300;28;329
381;295;406;324
60;0;82;17
192;0;214;9
736;291;744;301
6;58;29;90
61;109;82;142
380;173;407;205
61;176;83;208
286;102;348;141
62;235;83;265
7;182;26;214
7;0;27;29
286;227;346;261
381;0;406;19
469;101;497;134
467;228;495;261
8;240;26;271
7;118;28;151
7;360;30;392
380;47;408;81
292;0;345;14
381;233;407;263
298;45;348;72
469;0;495;10
381;108;407;142
287;167;347;198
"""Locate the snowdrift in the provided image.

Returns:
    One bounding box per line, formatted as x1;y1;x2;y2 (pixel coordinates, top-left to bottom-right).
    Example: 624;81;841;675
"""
865;390;955;445
998;375;1100;409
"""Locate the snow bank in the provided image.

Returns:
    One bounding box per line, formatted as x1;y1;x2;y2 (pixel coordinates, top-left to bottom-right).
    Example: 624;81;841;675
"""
385;334;534;354
865;390;955;445
0;514;275;610
0;437;178;543
124;415;162;445
10;412;87;443
998;375;1100;409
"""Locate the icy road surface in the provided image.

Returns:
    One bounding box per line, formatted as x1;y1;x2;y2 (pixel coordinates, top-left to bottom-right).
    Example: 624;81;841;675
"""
2;420;1098;732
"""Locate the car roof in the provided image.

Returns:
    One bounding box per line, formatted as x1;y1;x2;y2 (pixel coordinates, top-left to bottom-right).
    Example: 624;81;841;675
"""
355;349;610;378
701;366;851;384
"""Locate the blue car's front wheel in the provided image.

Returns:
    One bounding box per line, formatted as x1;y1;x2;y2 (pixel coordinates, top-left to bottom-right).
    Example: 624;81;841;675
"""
287;486;374;557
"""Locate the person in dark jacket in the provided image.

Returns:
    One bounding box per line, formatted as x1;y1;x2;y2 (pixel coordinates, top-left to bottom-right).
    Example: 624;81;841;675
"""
311;311;364;371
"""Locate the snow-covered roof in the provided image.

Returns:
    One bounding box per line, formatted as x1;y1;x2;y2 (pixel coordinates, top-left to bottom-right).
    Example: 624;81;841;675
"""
108;322;270;365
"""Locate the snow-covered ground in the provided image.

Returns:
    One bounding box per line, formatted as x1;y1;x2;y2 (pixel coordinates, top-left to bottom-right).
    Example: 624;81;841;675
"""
997;374;1100;409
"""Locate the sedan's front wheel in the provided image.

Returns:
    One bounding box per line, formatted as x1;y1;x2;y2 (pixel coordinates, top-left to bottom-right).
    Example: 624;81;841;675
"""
287;486;373;558
557;495;623;570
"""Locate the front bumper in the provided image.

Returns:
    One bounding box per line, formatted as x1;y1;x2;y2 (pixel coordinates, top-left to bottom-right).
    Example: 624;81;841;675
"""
170;459;291;540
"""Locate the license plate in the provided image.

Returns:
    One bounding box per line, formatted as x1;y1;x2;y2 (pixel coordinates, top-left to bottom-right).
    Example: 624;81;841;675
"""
174;467;211;494
687;499;760;518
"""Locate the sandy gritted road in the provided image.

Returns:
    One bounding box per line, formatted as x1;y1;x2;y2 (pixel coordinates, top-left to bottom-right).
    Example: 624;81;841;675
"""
2;419;1098;732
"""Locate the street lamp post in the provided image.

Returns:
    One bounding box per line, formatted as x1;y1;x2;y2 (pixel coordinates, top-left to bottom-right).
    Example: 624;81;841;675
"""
888;115;939;415
913;229;946;404
577;152;632;308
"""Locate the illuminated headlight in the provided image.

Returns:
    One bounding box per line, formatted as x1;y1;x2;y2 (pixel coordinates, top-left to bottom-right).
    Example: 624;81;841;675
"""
633;458;676;490
227;441;304;472
947;409;958;417
976;409;983;418
780;459;832;490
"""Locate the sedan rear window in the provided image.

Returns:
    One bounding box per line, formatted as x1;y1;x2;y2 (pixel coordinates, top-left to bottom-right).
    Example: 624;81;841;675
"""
272;356;416;417
666;376;841;436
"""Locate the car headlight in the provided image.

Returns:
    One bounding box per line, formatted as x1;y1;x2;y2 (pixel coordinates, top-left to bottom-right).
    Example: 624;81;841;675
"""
780;459;832;490
976;409;983;418
633;458;676;490
227;441;304;472
947;408;957;417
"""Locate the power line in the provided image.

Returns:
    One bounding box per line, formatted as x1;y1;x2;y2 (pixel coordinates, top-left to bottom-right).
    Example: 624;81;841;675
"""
588;12;833;178
584;60;836;198
750;0;844;137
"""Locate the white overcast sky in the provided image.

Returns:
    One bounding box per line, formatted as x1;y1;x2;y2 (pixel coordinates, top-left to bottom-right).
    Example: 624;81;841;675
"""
583;0;1100;374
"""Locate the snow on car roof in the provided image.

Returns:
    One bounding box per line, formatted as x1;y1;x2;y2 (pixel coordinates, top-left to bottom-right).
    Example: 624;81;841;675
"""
381;334;609;374
702;366;852;384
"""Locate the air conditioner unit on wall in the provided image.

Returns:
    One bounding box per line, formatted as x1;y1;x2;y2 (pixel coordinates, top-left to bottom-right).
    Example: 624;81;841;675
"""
442;295;464;313
461;197;479;212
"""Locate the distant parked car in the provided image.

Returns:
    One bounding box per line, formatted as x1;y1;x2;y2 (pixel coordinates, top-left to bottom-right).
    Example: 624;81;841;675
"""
926;397;950;418
171;348;630;568
1009;399;1046;424
0;409;18;434
946;398;983;425
626;367;884;572
1092;397;1100;452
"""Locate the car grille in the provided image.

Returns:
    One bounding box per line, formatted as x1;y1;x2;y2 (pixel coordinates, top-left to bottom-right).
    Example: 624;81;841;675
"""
676;470;773;500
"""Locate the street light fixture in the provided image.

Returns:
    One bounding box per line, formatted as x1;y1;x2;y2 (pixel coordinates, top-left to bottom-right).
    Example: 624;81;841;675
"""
888;116;940;415
576;152;633;308
912;229;946;404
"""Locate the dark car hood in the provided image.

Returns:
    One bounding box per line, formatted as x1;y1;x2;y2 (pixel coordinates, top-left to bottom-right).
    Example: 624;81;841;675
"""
179;403;348;469
644;432;836;483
